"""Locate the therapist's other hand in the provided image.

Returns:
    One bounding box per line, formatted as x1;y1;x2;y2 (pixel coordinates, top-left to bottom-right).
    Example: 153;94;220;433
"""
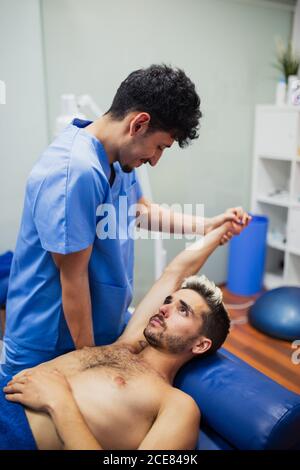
3;369;72;413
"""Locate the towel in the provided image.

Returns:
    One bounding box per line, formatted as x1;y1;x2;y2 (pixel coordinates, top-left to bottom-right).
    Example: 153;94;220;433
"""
0;376;37;449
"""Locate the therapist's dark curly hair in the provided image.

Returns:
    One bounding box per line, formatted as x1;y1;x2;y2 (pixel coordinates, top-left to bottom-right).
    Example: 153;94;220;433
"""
106;64;202;148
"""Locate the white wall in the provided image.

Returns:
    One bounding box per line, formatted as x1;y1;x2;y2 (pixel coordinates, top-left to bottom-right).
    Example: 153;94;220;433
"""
292;0;300;56
0;0;48;252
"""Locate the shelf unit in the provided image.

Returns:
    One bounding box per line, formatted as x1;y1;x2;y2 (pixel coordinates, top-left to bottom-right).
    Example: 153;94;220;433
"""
251;105;300;289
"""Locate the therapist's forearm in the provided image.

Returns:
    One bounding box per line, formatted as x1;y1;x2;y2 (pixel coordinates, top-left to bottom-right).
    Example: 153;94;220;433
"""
137;201;248;238
61;273;94;349
137;202;206;235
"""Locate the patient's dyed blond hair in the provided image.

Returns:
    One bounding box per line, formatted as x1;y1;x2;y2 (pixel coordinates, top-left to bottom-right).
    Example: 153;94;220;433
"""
181;275;230;356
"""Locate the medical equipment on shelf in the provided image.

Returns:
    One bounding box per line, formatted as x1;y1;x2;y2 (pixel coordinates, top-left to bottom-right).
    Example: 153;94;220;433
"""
289;77;300;106
54;94;87;136
77;94;104;119
55;94;166;280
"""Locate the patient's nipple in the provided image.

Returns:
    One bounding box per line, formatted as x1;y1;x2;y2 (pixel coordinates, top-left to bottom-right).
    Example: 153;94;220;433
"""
114;375;127;387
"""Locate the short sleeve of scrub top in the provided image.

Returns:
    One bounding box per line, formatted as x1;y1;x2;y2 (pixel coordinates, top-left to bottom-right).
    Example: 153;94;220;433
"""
32;154;104;255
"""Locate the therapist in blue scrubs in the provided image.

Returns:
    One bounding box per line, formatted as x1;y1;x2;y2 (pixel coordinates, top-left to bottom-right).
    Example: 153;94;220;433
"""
1;65;247;377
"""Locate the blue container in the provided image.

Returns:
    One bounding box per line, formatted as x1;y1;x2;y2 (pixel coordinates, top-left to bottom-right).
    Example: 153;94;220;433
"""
227;215;268;296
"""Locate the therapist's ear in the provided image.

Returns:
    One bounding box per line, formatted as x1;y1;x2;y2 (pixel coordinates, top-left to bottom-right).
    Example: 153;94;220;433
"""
129;113;151;136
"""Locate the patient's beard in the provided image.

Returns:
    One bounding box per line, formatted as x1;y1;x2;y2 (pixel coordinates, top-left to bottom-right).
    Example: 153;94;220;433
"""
143;327;198;354
143;327;164;349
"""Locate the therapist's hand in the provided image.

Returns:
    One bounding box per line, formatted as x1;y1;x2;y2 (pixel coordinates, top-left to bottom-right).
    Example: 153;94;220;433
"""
205;207;251;244
3;369;73;413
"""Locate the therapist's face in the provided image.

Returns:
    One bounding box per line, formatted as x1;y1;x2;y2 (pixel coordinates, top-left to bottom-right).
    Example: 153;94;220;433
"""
118;112;174;173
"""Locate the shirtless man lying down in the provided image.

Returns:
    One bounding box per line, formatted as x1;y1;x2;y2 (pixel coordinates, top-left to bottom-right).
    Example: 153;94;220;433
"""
1;215;250;450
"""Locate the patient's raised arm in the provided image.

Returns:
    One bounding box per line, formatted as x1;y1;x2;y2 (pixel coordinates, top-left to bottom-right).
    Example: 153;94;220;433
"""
118;219;248;344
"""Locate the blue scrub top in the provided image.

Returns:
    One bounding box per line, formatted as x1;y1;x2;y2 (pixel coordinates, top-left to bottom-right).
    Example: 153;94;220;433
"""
4;119;143;353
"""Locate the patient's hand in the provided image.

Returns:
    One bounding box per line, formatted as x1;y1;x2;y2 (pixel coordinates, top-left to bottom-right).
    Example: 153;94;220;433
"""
206;207;251;245
3;369;73;413
12;367;36;380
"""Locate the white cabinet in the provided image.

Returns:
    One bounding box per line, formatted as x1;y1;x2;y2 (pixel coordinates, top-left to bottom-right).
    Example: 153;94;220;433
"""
255;109;299;158
289;208;300;254
251;105;300;289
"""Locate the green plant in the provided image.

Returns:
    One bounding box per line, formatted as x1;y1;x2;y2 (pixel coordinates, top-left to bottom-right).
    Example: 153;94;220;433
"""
273;39;299;83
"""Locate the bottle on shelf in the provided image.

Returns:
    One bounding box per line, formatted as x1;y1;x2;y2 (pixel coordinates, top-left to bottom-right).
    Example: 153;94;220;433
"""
275;78;287;106
288;76;300;106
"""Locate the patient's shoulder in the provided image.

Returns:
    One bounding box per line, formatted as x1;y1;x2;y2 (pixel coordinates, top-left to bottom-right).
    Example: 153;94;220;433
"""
161;387;201;421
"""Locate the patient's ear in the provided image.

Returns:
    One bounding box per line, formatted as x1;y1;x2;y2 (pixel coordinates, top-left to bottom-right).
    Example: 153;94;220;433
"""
192;337;212;356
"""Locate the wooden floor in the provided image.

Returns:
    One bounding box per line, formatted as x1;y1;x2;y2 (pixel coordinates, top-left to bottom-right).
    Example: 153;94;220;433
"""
222;287;300;395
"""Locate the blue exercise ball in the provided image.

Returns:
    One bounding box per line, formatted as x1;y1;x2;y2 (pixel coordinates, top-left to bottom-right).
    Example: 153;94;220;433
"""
249;287;300;341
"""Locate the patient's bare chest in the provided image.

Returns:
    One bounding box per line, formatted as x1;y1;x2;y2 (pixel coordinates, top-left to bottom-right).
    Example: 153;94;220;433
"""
67;345;166;449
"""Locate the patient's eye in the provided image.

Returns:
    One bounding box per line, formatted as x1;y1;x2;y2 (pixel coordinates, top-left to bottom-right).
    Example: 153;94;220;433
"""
179;305;189;316
164;297;172;304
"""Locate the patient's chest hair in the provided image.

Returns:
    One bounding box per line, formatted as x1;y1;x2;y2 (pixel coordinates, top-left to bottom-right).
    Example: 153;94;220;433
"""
78;343;151;378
